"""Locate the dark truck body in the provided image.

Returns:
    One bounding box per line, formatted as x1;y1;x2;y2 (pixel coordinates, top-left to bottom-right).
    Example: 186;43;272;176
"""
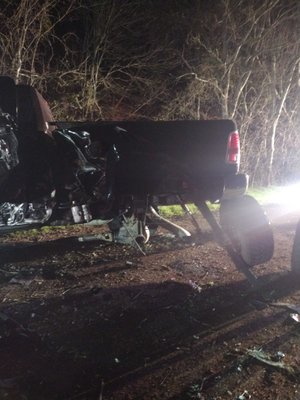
0;76;244;204
0;76;274;284
70;119;243;203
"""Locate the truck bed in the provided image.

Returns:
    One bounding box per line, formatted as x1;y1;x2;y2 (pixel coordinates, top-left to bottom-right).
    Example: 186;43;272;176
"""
72;119;238;201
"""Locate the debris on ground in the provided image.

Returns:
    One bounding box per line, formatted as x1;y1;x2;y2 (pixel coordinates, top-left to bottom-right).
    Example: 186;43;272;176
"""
270;302;300;324
270;302;300;314
246;348;295;374
0;211;300;399
9;277;35;286
188;280;202;293
236;390;251;400
290;313;300;323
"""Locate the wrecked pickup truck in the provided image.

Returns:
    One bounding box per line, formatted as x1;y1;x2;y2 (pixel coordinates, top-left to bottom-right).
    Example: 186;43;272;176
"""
0;76;273;284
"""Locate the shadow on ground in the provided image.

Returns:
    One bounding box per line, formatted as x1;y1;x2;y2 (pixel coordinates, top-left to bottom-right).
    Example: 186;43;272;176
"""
0;270;299;400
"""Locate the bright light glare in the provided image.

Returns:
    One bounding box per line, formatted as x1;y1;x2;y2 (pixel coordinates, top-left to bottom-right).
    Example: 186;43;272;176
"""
271;183;300;212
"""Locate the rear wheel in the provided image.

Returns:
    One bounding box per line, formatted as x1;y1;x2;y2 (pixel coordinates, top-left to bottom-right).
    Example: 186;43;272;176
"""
220;195;274;266
291;219;300;273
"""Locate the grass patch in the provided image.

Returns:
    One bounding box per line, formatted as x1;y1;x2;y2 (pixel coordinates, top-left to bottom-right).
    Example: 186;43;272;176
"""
158;204;193;218
4;225;71;241
159;186;280;217
158;202;219;218
246;186;280;204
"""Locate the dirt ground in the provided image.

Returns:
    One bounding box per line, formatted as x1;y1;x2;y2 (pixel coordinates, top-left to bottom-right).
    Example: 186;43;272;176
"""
1;204;300;400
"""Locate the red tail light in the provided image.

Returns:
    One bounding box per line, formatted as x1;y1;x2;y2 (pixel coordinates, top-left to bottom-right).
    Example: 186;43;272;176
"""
226;131;240;167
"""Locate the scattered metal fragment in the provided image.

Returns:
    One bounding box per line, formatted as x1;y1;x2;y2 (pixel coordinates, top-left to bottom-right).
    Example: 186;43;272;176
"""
246;348;294;374
188;280;202;293
276;351;285;360
270;302;300;323
9;277;34;286
270;302;300;314
236;364;243;372
187;384;201;399
290;313;300;323
236;390;251;400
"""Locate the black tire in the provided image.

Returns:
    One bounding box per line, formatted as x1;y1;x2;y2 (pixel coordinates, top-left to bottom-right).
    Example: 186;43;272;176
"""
220;195;274;267
291;219;300;273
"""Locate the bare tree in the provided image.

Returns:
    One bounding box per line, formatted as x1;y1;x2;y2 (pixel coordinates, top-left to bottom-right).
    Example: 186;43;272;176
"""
0;0;76;86
52;0;182;120
170;0;300;185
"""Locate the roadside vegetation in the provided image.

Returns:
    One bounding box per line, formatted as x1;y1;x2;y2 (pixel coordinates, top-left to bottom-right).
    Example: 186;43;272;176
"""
247;187;281;204
158;186;282;217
